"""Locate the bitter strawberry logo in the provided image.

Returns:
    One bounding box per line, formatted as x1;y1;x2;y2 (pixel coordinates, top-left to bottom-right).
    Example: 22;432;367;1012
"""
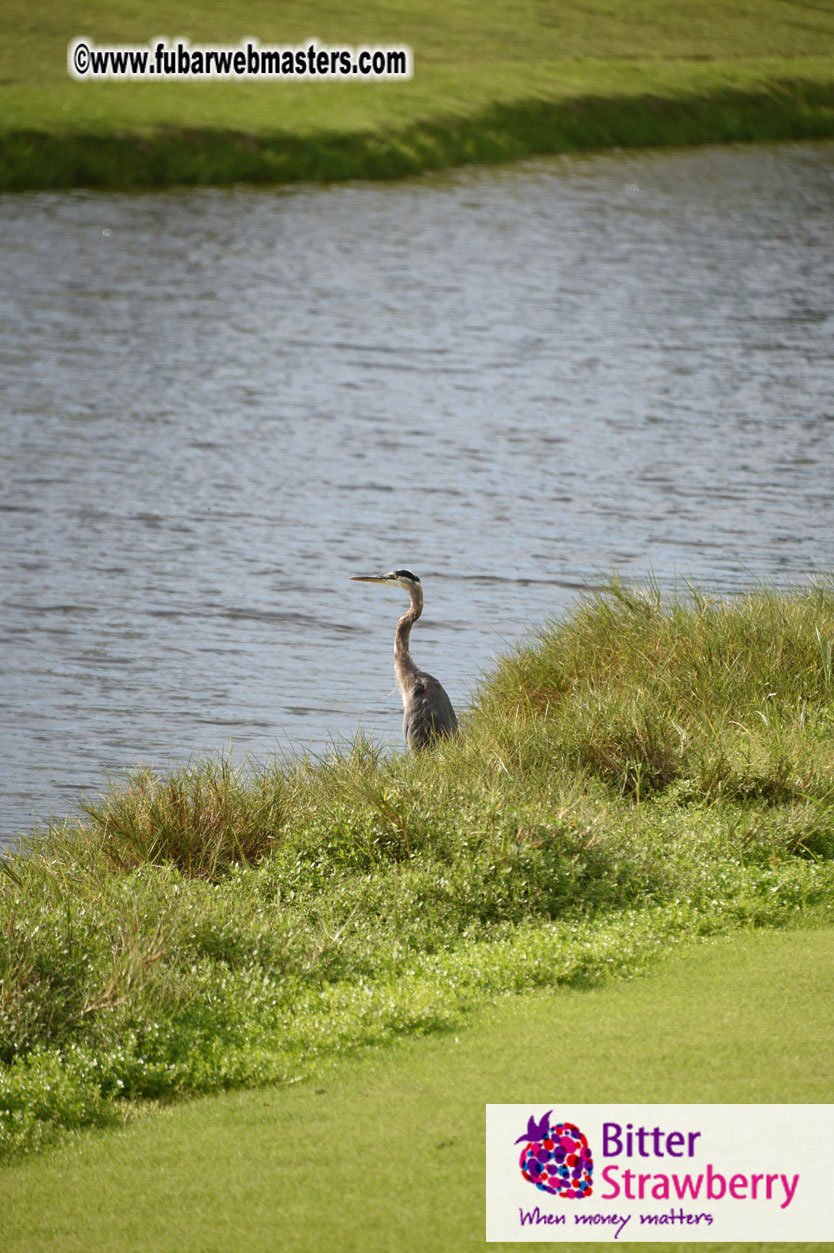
515;1111;594;1199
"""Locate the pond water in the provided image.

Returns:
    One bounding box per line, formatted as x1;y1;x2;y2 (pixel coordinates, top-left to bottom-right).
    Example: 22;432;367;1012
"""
2;141;834;844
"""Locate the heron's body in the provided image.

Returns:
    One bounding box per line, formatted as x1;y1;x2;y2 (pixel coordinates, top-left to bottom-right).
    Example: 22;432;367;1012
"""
352;569;458;750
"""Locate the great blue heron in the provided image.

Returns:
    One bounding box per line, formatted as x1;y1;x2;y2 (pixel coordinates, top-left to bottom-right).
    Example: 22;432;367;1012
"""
351;569;458;751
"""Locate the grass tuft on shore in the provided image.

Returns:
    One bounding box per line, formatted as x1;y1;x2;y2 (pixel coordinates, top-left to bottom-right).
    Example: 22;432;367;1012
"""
2;581;834;1160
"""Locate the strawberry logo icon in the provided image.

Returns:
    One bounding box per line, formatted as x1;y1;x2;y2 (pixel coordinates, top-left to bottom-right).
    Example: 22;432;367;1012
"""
516;1113;593;1198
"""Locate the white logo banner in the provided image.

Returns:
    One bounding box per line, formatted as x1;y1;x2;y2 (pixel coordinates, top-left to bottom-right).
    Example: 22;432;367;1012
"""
486;1104;834;1242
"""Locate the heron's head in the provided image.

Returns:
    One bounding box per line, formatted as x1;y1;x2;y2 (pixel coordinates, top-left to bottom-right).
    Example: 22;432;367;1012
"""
351;569;421;592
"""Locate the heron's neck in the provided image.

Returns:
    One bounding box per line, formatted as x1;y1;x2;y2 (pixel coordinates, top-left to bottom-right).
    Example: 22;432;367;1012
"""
394;584;423;689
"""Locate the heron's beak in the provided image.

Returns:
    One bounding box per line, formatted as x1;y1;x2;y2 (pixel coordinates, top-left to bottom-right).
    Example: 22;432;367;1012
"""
350;575;390;583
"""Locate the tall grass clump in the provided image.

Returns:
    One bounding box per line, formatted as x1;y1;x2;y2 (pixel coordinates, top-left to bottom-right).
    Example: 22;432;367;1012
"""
480;579;834;810
82;758;285;877
2;581;834;1160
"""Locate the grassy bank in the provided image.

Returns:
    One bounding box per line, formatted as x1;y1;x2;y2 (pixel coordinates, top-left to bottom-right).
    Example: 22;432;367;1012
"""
2;2;834;189
1;926;832;1251
2;581;834;1161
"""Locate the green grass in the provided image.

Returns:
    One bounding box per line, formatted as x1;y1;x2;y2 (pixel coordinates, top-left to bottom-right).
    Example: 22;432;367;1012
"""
2;580;834;1163
1;925;832;1252
2;1;834;188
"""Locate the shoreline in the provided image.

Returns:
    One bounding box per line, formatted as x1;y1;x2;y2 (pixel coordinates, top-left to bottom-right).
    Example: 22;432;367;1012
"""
2;582;834;1161
2;65;834;191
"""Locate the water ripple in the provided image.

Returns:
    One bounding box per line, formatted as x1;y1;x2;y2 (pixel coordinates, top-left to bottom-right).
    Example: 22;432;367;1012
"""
2;142;834;841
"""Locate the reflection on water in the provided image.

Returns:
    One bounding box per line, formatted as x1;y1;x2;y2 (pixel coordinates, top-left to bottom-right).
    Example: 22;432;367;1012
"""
2;142;834;843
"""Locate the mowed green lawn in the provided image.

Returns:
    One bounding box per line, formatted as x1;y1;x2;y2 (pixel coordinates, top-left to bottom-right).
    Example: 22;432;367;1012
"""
2;0;834;186
4;0;834;132
1;925;832;1253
